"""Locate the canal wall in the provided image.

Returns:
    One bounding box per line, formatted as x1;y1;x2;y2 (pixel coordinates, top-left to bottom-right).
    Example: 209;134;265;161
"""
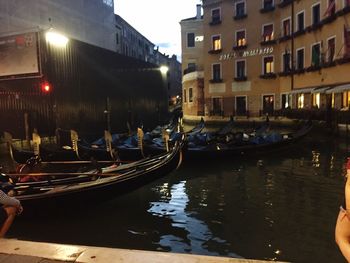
0;239;285;263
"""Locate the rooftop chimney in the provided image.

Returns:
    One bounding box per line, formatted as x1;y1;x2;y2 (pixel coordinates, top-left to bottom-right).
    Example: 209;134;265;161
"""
196;4;202;19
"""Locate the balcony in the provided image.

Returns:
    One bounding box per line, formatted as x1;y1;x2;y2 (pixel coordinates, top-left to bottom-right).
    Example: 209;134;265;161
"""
278;35;292;43
306;22;324;32
336;5;350;16
306;65;322;72
232;44;248;50
259;73;277;79
260;5;275;13
209;19;222;26
208;49;222;54
278;71;292;77
209;78;223;83
278;0;293;8
233;13;247;20
234;76;247;81
260;39;277;45
322;13;337;25
293;29;306;38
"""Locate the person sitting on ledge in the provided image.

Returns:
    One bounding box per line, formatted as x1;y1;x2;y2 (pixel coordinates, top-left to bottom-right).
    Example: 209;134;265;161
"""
335;158;350;261
0;186;23;238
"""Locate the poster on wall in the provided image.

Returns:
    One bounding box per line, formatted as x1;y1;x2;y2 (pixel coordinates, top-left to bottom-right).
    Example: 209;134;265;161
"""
0;32;40;79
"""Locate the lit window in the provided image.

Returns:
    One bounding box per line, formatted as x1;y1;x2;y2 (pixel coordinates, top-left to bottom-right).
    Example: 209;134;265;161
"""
312;93;320;108
263;56;274;74
262;24;274;42
297;94;304;108
236;30;246;46
212;35;221;50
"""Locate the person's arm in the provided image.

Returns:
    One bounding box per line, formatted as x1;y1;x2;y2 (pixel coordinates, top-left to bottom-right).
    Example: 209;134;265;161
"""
0;190;20;207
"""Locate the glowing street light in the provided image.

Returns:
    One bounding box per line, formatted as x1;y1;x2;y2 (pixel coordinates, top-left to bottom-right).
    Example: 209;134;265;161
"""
160;65;169;74
45;31;69;47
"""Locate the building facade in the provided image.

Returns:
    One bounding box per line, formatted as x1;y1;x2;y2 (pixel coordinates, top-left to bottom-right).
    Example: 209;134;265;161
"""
181;0;350;118
115;15;156;63
0;0;116;51
116;15;182;102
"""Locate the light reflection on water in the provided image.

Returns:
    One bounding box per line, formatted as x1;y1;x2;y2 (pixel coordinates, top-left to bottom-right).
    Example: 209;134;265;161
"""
6;131;350;263
148;181;240;257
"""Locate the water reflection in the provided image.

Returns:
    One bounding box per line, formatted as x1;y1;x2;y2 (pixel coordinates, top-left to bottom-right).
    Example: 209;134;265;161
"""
148;181;240;257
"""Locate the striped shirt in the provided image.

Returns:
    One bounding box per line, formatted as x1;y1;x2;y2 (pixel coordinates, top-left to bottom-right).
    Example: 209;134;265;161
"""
0;190;20;207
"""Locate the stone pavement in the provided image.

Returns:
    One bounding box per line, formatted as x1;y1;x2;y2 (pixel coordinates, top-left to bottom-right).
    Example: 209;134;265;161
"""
0;239;286;263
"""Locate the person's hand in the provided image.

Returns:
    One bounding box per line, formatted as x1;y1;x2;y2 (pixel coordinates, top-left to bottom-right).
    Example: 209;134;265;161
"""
16;204;23;215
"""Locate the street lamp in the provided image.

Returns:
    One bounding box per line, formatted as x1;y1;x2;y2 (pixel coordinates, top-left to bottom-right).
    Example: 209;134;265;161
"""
45;31;69;47
159;65;169;75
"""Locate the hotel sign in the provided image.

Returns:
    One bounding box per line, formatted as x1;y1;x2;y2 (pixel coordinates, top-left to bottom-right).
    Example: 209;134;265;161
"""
219;47;274;61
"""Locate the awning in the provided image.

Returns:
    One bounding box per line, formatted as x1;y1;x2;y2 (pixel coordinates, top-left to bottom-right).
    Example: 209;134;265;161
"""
311;86;331;94
289;87;313;94
326;83;350;94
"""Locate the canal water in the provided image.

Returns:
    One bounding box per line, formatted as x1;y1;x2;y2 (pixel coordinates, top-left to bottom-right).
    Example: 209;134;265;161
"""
5;127;350;263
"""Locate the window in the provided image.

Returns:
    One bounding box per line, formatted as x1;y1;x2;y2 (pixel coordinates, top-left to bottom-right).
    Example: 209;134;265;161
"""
282;52;291;72
297;94;304;108
236;30;246;46
187;33;195;48
211;8;221;23
344;26;350;57
297;11;305;31
262;24;274;42
188;63;196;71
263;56;274;74
281;94;292;109
342;91;350;107
312;93;320;108
235;1;246;16
324;0;336;16
212;63;221;81
311;43;321;67
236;60;246;78
263;0;274;9
183;89;187;103
189;88;193;103
282;18;291;36
296;48;305;70
312;3;321;25
327;37;335;63
212;35;221;50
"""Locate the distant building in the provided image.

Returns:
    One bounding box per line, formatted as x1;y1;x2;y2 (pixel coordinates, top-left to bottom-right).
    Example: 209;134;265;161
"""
181;0;350;118
116;15;182;102
115;15;156;63
0;0;116;51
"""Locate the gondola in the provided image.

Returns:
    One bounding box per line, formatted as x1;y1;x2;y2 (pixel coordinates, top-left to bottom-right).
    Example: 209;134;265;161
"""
185;120;313;159
3;138;184;215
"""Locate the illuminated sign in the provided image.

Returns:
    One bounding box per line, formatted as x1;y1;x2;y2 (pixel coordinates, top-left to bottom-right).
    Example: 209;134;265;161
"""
195;36;204;42
0;32;39;78
219;47;274;61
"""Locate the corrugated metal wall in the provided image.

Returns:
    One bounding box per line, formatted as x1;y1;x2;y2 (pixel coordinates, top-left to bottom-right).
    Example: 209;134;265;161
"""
0;32;168;138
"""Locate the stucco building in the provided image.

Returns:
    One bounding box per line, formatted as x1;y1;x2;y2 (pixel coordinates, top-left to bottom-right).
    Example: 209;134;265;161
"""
181;0;350;119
